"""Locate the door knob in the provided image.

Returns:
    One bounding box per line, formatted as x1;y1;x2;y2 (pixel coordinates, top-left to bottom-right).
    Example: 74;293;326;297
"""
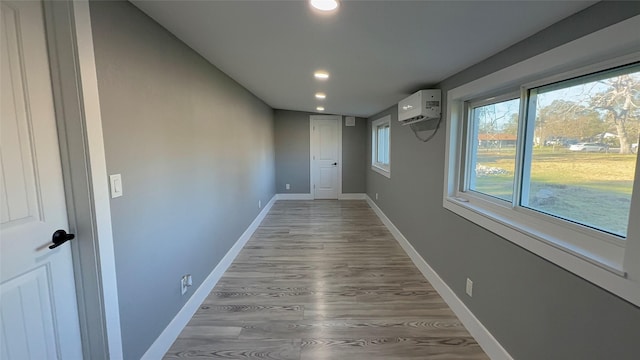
49;229;75;249
332;162;338;166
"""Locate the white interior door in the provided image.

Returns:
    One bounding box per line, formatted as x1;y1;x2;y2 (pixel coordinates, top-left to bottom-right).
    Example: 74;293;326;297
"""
1;1;83;359
311;116;340;199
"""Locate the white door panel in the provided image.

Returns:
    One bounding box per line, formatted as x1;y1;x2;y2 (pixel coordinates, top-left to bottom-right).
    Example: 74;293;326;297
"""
318;124;336;160
311;117;340;199
1;2;83;359
1;267;58;360
319;167;334;189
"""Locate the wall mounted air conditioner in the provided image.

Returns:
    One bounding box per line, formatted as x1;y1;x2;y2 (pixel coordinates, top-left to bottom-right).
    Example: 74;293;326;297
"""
398;89;441;126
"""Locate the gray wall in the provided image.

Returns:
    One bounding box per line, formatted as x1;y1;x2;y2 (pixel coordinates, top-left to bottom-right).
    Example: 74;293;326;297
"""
274;110;366;194
274;110;313;193
342;117;367;193
89;2;275;359
366;2;640;360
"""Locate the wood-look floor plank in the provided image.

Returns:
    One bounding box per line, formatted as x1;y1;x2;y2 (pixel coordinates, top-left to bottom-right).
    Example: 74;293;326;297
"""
235;319;473;339
300;337;487;360
164;339;300;360
203;290;358;306
163;200;488;360
192;304;304;321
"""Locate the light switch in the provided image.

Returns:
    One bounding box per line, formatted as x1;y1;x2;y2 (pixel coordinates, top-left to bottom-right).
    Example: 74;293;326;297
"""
109;174;123;198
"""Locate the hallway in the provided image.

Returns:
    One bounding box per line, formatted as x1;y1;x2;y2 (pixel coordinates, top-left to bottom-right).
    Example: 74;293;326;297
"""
164;200;488;359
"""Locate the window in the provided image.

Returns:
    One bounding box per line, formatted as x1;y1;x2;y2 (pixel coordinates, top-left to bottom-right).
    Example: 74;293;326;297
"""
372;115;391;177
522;65;639;238
468;97;520;201
443;15;640;307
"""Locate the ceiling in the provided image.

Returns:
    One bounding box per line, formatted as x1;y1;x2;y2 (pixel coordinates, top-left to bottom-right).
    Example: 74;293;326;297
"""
131;0;597;118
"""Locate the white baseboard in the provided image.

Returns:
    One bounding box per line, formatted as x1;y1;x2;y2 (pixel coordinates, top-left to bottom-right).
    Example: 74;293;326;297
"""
276;193;367;200
141;195;277;360
366;196;513;360
338;193;366;200
276;193;313;200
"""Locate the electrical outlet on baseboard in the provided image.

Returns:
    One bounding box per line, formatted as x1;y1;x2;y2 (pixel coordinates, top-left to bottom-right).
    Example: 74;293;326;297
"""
466;278;473;297
258;200;262;209
285;183;290;190
375;193;379;200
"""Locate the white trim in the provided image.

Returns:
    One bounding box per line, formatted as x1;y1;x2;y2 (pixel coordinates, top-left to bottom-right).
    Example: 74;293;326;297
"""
276;193;314;200
310;115;343;199
43;1;124;357
276;193;365;200
141;195;276;360
371;165;391;179
366;196;513;360
443;15;640;307
73;3;123;356
338;193;367;200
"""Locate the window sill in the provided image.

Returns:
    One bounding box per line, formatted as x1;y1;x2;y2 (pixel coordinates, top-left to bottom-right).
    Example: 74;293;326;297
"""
443;195;640;307
371;165;390;178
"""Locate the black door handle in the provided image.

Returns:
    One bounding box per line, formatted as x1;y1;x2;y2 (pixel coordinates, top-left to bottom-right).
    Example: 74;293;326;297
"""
332;162;338;166
49;229;75;249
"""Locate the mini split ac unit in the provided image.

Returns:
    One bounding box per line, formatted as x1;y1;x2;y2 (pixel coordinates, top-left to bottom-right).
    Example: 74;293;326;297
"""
398;89;441;125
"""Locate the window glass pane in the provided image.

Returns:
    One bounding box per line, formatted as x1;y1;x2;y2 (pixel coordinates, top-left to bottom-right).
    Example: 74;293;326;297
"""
376;124;389;165
377;126;383;163
469;98;520;201
523;64;639;237
383;125;389;164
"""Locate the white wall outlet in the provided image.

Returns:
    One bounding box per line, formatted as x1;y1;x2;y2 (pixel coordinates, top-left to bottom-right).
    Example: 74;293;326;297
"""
258;200;262;209
375;193;379;200
285;183;290;190
466;278;473;297
109;174;123;198
186;274;192;287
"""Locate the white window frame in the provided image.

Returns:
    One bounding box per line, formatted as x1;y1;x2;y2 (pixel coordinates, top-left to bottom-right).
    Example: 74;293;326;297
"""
443;15;640;307
371;115;391;178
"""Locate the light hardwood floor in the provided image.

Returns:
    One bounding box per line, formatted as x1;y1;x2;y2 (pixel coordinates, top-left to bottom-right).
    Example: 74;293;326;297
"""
164;200;489;359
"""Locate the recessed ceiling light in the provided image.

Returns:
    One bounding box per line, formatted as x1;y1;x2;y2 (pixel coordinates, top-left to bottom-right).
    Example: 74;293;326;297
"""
316;106;325;111
310;0;339;12
315;93;326;99
314;71;329;80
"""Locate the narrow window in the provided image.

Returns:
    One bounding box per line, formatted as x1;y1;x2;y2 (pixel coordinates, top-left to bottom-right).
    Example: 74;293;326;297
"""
377;124;390;165
371;116;391;177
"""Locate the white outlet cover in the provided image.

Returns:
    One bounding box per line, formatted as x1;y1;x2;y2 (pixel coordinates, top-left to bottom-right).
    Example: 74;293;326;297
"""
466;278;473;297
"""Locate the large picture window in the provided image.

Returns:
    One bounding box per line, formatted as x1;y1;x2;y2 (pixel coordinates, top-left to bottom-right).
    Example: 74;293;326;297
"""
443;15;640;307
521;65;639;237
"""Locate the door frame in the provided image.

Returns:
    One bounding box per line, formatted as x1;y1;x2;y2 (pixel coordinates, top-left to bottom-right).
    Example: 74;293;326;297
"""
309;115;342;200
43;1;122;358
